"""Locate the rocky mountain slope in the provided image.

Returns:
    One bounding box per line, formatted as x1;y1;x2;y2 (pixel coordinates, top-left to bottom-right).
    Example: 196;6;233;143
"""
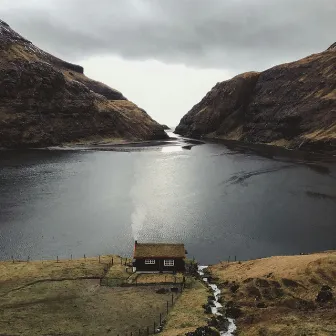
175;44;336;152
0;20;167;148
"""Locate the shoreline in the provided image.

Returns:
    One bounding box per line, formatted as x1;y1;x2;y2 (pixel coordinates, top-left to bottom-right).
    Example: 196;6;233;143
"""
174;132;336;163
0;136;206;152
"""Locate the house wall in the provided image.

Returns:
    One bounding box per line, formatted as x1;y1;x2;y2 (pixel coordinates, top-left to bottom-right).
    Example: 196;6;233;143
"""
133;258;185;272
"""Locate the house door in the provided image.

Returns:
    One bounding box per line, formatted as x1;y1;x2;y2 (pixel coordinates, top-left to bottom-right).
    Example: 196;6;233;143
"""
159;259;163;273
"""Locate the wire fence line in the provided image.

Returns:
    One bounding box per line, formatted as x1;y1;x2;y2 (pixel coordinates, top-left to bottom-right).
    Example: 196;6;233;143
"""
4;253;277;266
100;277;186;288
2;253;190;335
4;254;132;265
115;288;184;336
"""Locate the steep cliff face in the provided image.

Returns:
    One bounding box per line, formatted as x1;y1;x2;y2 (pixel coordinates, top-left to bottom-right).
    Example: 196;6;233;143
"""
0;20;167;148
175;44;336;151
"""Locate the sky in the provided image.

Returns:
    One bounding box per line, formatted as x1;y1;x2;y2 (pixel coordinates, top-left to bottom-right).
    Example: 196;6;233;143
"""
1;0;335;126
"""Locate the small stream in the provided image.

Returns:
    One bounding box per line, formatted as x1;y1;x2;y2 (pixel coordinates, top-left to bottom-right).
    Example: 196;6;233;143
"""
198;266;236;336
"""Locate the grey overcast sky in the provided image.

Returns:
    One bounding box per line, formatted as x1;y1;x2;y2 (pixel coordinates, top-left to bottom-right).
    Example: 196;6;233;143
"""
1;0;335;126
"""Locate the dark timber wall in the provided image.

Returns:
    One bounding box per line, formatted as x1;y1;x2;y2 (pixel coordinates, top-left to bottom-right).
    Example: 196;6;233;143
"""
133;258;185;273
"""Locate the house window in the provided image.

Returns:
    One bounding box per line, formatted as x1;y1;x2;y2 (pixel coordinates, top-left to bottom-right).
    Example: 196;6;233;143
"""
164;259;174;266
145;259;155;265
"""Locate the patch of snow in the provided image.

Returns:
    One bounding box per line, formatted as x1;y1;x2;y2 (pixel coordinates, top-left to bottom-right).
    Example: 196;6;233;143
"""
197;266;237;336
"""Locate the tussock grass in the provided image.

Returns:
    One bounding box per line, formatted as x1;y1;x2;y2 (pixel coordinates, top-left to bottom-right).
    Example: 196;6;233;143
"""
209;251;336;336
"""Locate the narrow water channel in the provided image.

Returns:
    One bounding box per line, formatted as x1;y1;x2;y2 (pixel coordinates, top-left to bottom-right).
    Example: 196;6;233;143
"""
198;266;236;336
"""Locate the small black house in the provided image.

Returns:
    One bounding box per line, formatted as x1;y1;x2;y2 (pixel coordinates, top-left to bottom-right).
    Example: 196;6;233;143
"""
133;241;186;273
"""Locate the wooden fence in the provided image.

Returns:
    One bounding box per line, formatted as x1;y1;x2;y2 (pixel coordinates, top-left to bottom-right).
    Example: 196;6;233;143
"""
100;277;185;289
6;254;132;265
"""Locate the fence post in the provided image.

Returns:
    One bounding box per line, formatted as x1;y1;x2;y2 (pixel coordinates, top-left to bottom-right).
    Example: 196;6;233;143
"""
84;254;86;261
154;321;156;334
171;293;174;305
138;329;141;336
147;326;149;335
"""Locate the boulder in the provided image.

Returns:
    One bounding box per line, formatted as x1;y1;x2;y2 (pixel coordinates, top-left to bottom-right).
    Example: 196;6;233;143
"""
207;315;230;331
202;303;213;314
230;283;240;293
316;285;333;303
185;326;220;336
256;302;267;308
321;285;332;292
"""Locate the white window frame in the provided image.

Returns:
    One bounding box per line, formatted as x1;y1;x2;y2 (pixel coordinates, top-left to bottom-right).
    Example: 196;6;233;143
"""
164;259;174;267
145;259;155;265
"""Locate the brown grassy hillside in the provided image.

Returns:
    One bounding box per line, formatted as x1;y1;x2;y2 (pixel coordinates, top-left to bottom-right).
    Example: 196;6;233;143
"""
209;251;336;336
0;19;167;148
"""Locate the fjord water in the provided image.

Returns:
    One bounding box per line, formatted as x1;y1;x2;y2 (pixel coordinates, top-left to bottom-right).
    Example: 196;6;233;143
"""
0;134;335;264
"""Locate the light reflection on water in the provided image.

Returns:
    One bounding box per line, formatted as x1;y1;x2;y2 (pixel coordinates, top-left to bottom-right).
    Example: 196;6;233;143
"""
161;146;183;153
0;141;335;264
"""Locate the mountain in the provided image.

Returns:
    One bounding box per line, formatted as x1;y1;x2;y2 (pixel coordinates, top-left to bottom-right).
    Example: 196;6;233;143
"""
0;19;167;148
175;44;336;152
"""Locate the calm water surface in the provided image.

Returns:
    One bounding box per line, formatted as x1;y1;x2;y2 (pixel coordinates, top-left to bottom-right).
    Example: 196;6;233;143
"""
0;134;335;264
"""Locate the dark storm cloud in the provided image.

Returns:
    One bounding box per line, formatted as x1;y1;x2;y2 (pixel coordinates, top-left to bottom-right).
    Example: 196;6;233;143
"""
1;0;335;71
